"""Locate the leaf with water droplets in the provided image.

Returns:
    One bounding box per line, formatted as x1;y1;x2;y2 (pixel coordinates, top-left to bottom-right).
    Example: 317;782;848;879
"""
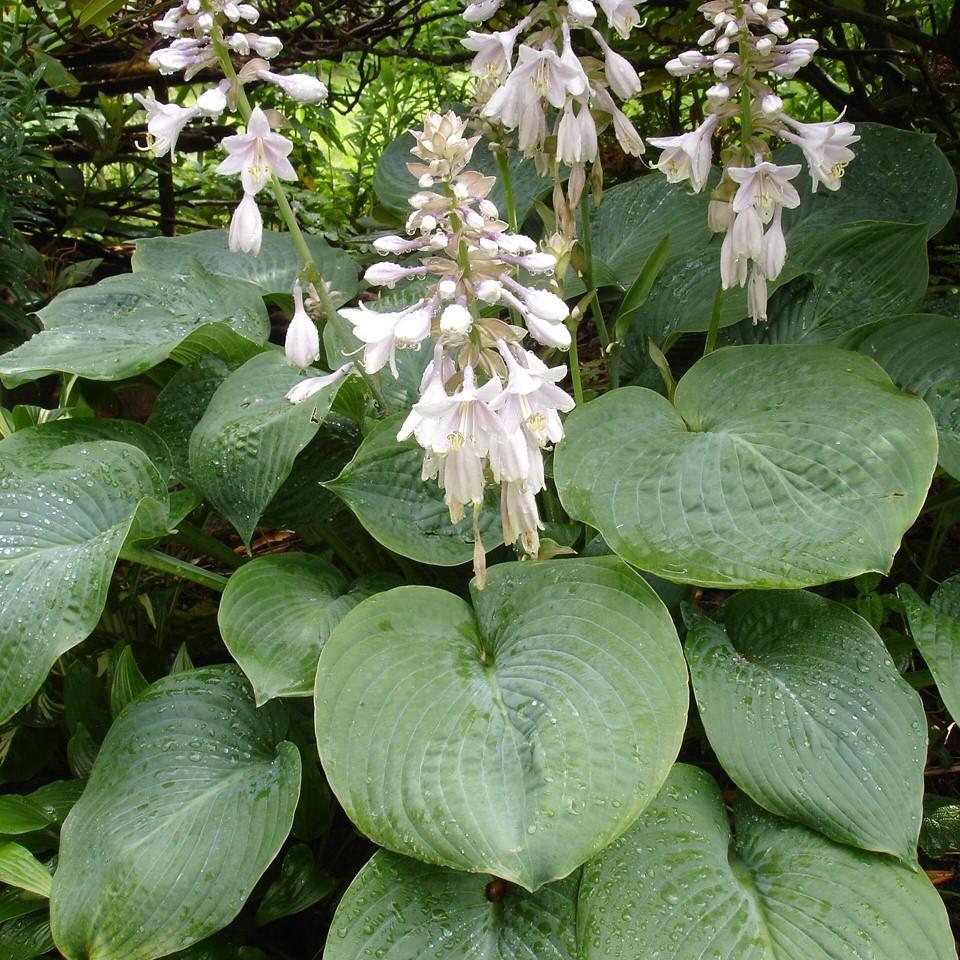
577;764;956;960
219;553;398;704
324;849;579;960
188;351;349;548
50;665;300;960
684;591;926;861
0;441;168;724
0;264;269;387
901;577;960;721
315;557;688;891
555;345;937;588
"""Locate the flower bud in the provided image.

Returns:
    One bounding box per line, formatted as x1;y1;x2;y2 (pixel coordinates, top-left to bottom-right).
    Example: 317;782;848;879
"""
285;282;320;369
440;302;473;336
756;36;774;54
708;197;734;232
228;193;262;254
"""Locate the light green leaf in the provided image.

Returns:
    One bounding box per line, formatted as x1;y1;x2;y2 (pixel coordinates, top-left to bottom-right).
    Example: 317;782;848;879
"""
0;844;51;898
684;591;925;860
77;0;126;27
50;666;301;960
188;351;348;547
255;844;335;926
0;911;55;960
577;764;957;960
0;419;173;483
315;558;687;890
841;313;960;478
147;355;231;485
324;850;579;960
0;264;268;387
0;441;168;724
555;345;937;588
109;646;148;719
0;797;51;836
324;413;503;565
901;578;960;720
219;553;397;704
375;131;551;227
132;230;359;306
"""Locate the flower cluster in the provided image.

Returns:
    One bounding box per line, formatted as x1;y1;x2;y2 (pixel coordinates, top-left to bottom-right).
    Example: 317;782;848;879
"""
289;111;576;565
650;0;859;322
462;0;645;233
137;0;328;257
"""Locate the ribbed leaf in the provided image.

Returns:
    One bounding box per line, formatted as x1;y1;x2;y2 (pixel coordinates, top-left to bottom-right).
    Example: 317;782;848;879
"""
0;796;51;835
315;558;687;890
0;844;51;897
0;441;168;723
577;764;956;960
51;666;301;960
555;345;937;588
685;591;925;860
324;850;579;960
219;553;397;704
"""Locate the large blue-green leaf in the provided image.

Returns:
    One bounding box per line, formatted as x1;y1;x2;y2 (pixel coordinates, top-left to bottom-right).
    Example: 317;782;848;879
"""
577;764;956;960
315;558;687;891
685;591;925;861
51;666;300;960
555;345;937;588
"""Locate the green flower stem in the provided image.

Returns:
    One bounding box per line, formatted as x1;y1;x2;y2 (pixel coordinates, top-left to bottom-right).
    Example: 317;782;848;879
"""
494;150;518;232
703;283;724;355
119;545;229;592
578;192;614;387
566;319;585;406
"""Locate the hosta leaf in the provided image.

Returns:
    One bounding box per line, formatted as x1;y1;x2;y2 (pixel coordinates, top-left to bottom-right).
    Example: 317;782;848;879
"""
315;557;687;890
147;355;231;485
323;850;579;960
555;345;937;588
0;796;51;835
27;780;85;826
255;844;335;926
684;591;925;860
577;764;956;960
219;553;397;704
0;912;54;959
324;413;503;566
0;441;168;724
132;229;360;305
375;130;550;227
0;420;173;483
841;313;960;478
0;265;268;387
188;351;349;547
921;794;960;857
50;666;301;960
0;844;51;897
901;577;960;720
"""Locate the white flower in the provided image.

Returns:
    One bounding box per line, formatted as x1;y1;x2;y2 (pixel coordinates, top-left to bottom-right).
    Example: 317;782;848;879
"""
284;281;320;368
597;0;642;38
500;479;544;555
363;262;427;287
602;45;642;100
731;206;763;260
216;106;297;195
568;0;597;24
372;235;427;255
286;363;354;404
149;38;215;78
463;0;502;22
592;87;645;156
727;161;802;222
340;300;434;377
228;192;262;254
708;196;734;232
719;223;747;288
747;268;768;323
490;342;574;445
648;114;718;193
196;83;228;117
258;70;328;103
758;206;786;278
778;116;859;192
440;302;473;338
398;345;455;447
462;25;522;80
133;94;199;159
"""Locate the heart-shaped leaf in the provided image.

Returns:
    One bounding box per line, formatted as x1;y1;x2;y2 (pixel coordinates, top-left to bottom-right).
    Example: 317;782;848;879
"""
315;557;688;890
684;591;925;860
901;577;960;721
188;351;349;547
0;265;268;387
0;441;168;724
219;553;397;704
555;345;937;588
324;413;503;566
132;229;359;304
51;665;301;960
577;764;956;960
324;850;579;960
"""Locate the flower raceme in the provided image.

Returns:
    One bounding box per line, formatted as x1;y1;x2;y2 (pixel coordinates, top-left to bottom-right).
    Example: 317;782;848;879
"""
648;0;859;322
289;111;576;566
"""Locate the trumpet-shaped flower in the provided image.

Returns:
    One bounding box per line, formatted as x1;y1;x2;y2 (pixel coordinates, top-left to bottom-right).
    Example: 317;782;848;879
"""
727;161;802;222
216;106;296;195
133;95;200;159
340;301;434;377
777;117;859;192
648;114;719;193
286;362;354;404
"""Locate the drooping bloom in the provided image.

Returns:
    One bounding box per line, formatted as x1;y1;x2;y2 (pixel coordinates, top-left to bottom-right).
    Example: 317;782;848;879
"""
777;116;859;191
647;114;719;193
284;281;320;369
215;106;297;195
133;95;200;159
227;192;262;254
286;362;355;404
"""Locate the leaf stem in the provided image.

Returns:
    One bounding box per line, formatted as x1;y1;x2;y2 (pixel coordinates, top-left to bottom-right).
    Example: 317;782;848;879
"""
170;521;246;570
119;545;229;592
